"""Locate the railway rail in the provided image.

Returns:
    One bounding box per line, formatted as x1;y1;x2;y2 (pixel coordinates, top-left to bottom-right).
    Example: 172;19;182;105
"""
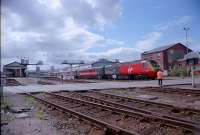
26;93;140;135
28;93;199;134
144;87;200;96
4;78;22;86
79;91;200;123
92;90;200;113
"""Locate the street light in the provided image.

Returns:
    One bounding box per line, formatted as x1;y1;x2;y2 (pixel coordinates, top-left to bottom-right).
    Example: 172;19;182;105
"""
183;27;190;54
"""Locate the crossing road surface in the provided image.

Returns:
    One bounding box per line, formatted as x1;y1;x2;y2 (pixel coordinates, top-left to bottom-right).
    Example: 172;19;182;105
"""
3;77;200;93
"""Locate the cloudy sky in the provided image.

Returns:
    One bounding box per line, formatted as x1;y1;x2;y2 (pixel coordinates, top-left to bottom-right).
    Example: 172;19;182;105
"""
1;0;200;70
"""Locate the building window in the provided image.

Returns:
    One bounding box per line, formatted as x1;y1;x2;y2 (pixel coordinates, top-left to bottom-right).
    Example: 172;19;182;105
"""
157;53;161;59
170;49;174;54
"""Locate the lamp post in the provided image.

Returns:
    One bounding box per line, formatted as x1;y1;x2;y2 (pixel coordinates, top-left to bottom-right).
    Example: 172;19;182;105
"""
183;27;190;54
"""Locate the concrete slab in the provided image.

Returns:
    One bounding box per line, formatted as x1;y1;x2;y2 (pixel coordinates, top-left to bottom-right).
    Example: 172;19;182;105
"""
137;95;158;100
15;113;30;118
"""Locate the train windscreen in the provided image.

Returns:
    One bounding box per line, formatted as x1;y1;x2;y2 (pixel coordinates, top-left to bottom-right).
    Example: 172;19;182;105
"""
149;60;159;71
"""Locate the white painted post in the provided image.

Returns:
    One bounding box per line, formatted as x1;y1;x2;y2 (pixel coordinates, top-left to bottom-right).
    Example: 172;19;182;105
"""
112;74;116;80
70;64;73;80
191;66;195;87
19;68;22;77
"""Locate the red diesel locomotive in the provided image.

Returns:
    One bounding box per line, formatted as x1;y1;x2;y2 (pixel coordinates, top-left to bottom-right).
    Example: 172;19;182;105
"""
76;60;159;80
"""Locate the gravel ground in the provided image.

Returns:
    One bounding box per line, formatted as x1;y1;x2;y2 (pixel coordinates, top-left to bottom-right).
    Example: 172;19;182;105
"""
1;92;104;135
58;91;194;134
74;90;200;123
2;86;199;135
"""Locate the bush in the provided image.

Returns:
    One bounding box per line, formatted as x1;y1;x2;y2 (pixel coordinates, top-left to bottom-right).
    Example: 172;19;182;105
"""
169;66;188;77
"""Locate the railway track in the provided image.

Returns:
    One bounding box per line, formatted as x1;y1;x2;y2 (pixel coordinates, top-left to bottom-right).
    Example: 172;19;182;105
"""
26;93;140;135
26;92;200;135
71;91;200;124
4;78;22;86
144;87;200;96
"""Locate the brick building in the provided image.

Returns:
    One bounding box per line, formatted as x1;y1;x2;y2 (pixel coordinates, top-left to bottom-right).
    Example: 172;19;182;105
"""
141;43;192;70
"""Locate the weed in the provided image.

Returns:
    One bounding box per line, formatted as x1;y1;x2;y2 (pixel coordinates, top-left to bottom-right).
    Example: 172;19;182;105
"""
36;110;46;120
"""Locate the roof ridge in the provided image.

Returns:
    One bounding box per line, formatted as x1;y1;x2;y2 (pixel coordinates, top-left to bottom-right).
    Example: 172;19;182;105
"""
142;43;182;54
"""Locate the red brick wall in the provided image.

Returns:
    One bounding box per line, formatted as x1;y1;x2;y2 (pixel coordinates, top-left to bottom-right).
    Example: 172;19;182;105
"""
15;69;21;77
165;43;191;69
141;51;164;69
141;43;191;70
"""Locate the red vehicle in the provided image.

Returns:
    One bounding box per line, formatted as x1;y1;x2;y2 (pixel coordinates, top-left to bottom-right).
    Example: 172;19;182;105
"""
118;60;158;79
77;67;104;79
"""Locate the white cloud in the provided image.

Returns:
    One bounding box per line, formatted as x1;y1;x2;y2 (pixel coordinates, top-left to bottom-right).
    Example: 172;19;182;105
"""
86;32;162;62
38;0;62;9
1;0;123;67
86;47;139;62
91;31;162;62
131;15;193;54
3;0;196;70
134;32;162;52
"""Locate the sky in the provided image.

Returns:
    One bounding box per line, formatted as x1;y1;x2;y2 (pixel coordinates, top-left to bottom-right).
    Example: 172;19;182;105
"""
1;0;200;70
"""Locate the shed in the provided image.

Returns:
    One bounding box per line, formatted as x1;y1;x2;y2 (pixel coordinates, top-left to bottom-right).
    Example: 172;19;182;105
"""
3;62;27;77
177;52;200;66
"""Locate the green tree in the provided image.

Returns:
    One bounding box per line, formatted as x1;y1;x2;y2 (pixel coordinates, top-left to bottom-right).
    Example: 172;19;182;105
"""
169;66;188;77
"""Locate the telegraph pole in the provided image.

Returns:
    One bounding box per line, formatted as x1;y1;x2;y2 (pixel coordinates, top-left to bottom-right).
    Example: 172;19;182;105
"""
183;27;190;54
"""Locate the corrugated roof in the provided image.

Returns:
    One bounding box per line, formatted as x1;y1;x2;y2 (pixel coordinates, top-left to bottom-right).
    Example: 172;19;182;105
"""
4;62;26;68
142;43;181;54
183;52;200;60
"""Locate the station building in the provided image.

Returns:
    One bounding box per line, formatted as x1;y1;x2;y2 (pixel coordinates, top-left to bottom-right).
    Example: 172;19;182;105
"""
141;43;192;70
3;62;27;77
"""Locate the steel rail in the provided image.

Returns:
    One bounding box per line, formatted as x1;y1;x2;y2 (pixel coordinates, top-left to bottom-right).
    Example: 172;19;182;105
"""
147;87;200;95
46;92;199;132
46;92;153;115
25;93;140;135
102;87;200;95
92;91;200;114
71;92;200;127
88;91;200;124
